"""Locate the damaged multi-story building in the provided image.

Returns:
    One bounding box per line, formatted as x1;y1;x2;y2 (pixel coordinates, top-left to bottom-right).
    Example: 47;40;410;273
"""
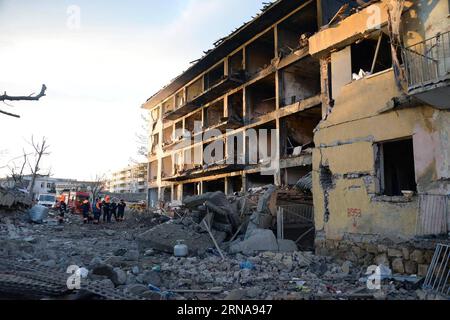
309;0;450;275
143;0;449;274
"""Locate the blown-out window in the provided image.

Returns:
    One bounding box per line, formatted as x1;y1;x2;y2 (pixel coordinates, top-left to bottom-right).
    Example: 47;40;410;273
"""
377;138;417;196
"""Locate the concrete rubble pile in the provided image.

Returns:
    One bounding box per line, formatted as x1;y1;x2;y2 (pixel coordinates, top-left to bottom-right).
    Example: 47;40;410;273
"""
137;186;299;257
0;186;32;210
0;201;441;300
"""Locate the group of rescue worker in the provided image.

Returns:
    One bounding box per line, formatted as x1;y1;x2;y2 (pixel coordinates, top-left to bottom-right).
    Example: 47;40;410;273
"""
57;195;126;225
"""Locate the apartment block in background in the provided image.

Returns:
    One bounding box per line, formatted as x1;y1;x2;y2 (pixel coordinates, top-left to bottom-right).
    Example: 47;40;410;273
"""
109;163;148;194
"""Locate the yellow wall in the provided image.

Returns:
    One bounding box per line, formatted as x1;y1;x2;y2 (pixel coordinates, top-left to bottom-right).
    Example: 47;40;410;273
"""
309;0;450;242
313;68;450;240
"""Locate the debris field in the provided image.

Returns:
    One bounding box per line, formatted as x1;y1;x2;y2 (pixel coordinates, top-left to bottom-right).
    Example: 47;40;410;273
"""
0;187;438;300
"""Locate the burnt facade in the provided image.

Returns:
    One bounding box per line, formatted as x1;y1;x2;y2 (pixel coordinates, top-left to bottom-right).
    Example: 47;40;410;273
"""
143;0;325;206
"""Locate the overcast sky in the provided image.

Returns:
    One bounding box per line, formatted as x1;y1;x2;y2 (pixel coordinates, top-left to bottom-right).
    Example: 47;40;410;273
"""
0;0;266;180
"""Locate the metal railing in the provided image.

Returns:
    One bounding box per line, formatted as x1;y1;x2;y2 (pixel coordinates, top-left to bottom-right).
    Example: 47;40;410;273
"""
403;31;450;90
423;244;450;297
277;204;314;243
416;194;449;236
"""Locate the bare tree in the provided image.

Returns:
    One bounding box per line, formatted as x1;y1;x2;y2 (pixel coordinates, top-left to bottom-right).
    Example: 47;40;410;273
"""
129;112;149;165
90;174;106;202
27;136;50;200
7;150;28;188
0;84;47;118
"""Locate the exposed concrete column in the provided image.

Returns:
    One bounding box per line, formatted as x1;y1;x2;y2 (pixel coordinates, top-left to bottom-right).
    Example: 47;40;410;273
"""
224;177;230;195
320;57;332;120
274;117;282;187
243;88;248;165
242;47;246;71
223;95;229;118
274;59;282;185
274;25;279;59
242;173;248;192
224;57;229;77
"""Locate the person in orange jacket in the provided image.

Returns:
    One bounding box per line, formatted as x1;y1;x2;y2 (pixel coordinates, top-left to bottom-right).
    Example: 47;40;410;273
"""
58;195;66;224
93;198;102;224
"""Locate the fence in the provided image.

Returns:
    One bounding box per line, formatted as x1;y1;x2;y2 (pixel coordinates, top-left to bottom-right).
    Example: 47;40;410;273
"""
423;243;450;297
403;30;450;90
277;204;314;243
416;194;449;236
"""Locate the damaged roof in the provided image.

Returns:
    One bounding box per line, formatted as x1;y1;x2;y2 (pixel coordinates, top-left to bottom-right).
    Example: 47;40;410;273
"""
143;0;309;110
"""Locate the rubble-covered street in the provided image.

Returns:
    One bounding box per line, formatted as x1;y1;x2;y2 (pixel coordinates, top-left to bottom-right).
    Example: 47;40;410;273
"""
0;203;433;301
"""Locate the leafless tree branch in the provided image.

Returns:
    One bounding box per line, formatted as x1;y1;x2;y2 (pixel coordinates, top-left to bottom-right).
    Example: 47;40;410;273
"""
0;109;20;118
0;84;47;118
0;84;47;102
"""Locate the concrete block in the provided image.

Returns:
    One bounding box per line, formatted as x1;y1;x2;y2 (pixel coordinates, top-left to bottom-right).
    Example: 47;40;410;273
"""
388;248;403;258
401;247;410;260
392;258;405;274
424;250;434;264
352;246;365;258
375;253;389;266
404;260;418;275
366;244;378;254
410;250;424;264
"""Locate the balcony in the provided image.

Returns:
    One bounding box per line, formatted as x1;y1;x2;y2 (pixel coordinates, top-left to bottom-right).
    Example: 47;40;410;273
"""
163;75;244;121
403;31;450;109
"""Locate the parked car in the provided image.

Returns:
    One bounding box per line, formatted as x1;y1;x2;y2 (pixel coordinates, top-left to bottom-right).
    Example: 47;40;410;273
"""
37;194;57;208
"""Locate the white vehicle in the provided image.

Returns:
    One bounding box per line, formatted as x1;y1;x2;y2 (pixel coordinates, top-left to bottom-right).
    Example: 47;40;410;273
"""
37;194;57;208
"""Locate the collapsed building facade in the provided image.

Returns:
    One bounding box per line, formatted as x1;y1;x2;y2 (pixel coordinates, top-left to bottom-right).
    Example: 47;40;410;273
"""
143;0;450;274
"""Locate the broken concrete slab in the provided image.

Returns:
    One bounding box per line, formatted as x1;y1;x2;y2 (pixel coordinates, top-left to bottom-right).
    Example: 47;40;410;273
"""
136;270;162;287
225;289;247;300
136;222;225;255
91;263;115;279
245;211;273;238
256;185;277;215
277;239;298;252
124;284;149;296
0;187;32;209
184;191;229;209
230;229;279;255
112;268;127;286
